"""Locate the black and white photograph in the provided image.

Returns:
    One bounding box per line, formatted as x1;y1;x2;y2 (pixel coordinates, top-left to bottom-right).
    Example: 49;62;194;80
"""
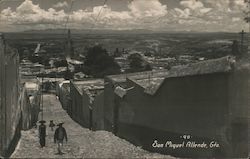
0;0;249;158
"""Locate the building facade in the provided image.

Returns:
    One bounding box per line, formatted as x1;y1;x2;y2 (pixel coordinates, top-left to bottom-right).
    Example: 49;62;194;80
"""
69;79;104;130
0;34;22;157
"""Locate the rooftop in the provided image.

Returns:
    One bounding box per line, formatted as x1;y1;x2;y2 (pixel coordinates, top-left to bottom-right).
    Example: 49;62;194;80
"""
127;56;235;95
73;79;104;100
58;80;70;88
106;70;168;84
23;80;40;90
168;56;235;78
21;77;40;89
132;77;165;90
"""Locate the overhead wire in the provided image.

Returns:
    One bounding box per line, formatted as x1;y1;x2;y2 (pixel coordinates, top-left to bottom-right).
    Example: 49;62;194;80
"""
246;0;250;53
64;0;75;33
89;0;108;33
0;0;6;24
64;0;75;60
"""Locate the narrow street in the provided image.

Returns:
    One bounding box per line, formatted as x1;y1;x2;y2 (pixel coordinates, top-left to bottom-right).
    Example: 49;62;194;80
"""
11;94;175;158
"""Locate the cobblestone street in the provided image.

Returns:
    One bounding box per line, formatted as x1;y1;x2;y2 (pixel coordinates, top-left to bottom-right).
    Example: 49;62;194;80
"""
11;94;175;158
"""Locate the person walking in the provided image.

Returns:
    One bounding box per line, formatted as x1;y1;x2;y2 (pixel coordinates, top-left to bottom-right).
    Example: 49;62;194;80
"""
49;120;55;131
38;120;46;148
54;122;68;155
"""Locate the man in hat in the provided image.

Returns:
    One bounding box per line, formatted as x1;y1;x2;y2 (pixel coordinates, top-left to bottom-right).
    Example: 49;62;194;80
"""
49;120;55;131
54;122;67;154
38;120;46;147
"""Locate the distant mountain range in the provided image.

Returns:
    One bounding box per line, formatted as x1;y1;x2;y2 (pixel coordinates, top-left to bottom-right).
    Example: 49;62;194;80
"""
16;28;242;35
23;29;156;34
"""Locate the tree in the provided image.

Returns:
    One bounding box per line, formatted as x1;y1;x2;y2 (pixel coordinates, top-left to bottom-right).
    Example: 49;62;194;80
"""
54;58;68;67
128;53;152;72
144;63;152;71
128;53;144;71
64;67;73;80
84;45;121;77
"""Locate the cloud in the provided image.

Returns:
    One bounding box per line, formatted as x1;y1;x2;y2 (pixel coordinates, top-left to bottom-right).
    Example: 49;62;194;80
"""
164;0;247;32
179;0;212;15
234;0;245;6
232;17;241;22
1;0;67;26
16;0;43;14
204;0;247;12
53;1;69;9
172;8;190;18
0;0;168;30
128;0;167;17
0;0;248;32
200;8;212;14
180;0;204;10
169;0;212;28
204;0;230;11
2;7;12;16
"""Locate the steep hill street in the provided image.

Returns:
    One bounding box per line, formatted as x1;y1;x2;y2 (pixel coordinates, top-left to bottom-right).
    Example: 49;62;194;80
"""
11;94;175;158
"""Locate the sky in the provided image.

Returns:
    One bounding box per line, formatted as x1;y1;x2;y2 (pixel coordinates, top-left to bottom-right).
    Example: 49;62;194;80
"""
0;0;249;32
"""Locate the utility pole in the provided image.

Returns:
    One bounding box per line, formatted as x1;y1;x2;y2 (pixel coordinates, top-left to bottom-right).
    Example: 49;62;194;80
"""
41;77;43;120
148;72;151;86
0;0;4;23
240;30;246;54
244;0;250;54
247;0;250;54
